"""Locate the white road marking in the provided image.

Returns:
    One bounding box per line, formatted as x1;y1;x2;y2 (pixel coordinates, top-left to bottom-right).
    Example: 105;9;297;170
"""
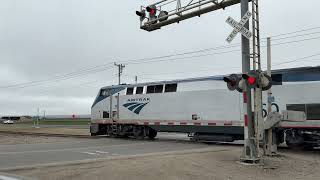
95;151;109;154
82;152;99;155
0;142;148;155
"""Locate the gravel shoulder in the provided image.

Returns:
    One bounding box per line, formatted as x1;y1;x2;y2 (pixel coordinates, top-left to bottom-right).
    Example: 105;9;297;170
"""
6;148;320;180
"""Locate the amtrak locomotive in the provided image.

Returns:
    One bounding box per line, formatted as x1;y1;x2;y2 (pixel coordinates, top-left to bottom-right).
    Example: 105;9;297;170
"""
90;66;320;148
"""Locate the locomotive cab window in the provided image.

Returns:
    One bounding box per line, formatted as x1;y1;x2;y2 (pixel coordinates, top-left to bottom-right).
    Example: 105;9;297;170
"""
126;87;134;95
136;86;143;94
165;83;177;92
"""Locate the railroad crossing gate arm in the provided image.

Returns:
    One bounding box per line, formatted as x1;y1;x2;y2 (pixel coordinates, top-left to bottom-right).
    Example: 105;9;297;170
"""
264;112;282;130
265;110;307;130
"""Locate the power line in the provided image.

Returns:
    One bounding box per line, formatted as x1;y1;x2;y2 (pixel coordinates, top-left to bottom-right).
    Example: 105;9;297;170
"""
117;27;320;64
272;53;320;66
2;35;319;90
125;36;320;66
0;65;114;89
269;26;320;38
125;52;320;80
2;26;320;89
271;31;320;41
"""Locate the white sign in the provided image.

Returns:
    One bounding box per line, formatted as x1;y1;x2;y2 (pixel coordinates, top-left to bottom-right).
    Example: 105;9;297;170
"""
226;11;252;43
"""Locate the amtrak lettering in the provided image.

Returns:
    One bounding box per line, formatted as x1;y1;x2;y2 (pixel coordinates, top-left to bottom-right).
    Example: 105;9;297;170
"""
127;97;150;102
123;97;150;115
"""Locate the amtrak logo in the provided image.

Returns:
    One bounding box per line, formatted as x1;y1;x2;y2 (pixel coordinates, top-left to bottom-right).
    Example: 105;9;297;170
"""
123;97;150;115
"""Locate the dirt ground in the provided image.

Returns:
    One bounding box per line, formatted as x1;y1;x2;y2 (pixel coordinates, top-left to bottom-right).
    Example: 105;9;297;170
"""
0;125;89;136
0;134;73;145
7;148;320;180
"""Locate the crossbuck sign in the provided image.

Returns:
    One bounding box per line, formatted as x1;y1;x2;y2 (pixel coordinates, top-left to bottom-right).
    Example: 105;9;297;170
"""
226;11;252;43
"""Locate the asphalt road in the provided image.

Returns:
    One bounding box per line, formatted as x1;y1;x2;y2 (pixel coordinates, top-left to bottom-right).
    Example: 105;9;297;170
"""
0;133;217;170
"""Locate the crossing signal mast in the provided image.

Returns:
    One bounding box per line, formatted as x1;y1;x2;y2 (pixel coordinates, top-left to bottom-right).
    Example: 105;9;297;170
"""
136;0;265;164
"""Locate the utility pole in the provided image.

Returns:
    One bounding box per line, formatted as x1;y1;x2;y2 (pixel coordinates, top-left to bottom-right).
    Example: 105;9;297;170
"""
267;37;272;123
264;37;278;156
135;76;138;84
114;63;125;85
43;110;46;120
240;0;259;163
114;63;125;120
36;108;40;128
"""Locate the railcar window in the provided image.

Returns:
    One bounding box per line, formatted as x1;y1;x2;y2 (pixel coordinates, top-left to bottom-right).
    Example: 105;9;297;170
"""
286;104;306;112
287;104;320;120
147;85;155;94
155;85;163;93
126;87;134;95
165;84;177;92
136;86;143;94
306;104;320;120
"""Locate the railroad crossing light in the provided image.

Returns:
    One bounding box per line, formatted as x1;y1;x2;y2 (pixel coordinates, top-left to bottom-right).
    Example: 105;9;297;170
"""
158;11;168;22
260;73;272;91
223;74;242;92
242;72;258;89
146;5;157;23
136;10;146;21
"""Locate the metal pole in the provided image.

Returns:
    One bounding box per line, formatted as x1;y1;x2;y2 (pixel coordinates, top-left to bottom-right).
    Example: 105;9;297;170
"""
110;93;113;120
267;37;272;113
265;37;278;156
37;108;40;128
118;64;121;85
114;63;125;120
240;0;259;163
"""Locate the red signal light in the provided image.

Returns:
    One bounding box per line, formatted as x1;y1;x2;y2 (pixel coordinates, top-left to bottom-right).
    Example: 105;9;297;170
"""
242;73;258;89
146;6;157;16
150;9;155;15
247;76;256;85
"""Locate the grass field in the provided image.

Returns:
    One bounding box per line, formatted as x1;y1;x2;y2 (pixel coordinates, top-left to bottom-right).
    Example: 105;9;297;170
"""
18;119;91;125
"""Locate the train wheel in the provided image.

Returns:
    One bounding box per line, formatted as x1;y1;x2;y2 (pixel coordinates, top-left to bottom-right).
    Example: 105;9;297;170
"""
148;128;157;139
133;126;144;139
285;130;304;149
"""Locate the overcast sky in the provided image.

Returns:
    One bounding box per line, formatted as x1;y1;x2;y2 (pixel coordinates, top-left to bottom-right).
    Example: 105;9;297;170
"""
0;0;319;116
